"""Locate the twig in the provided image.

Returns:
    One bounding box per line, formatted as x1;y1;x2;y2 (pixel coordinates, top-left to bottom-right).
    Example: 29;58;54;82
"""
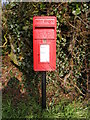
0;32;8;48
64;70;72;86
68;21;78;30
74;84;85;96
75;16;89;27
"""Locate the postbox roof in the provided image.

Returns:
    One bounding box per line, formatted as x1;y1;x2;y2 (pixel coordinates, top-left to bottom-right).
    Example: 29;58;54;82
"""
33;16;56;27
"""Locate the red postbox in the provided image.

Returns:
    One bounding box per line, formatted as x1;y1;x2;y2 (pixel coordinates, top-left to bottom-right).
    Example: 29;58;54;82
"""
33;16;56;71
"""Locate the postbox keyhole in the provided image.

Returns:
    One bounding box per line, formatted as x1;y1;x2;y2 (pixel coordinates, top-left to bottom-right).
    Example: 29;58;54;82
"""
43;39;47;43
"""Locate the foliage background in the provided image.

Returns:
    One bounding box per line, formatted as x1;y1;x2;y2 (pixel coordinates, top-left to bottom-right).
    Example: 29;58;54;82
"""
1;2;90;119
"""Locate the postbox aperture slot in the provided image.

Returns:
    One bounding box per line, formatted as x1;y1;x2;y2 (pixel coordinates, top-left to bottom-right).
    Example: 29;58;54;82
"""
35;27;55;29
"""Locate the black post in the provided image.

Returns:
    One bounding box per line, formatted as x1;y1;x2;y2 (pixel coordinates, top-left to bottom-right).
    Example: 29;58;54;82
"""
42;71;46;109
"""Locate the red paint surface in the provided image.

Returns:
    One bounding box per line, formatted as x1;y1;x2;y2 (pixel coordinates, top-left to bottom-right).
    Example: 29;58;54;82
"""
33;16;56;71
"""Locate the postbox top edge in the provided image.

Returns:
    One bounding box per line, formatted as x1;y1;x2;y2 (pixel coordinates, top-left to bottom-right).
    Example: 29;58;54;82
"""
33;16;56;19
33;16;56;18
33;16;56;27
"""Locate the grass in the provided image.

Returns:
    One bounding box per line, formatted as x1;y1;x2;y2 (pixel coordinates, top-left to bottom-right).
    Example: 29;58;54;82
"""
2;94;89;119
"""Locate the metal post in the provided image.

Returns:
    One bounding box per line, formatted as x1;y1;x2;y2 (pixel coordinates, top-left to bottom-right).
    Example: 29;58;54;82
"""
42;71;46;109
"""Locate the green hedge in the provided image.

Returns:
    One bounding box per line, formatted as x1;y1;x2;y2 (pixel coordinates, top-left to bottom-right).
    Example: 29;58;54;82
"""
2;2;89;101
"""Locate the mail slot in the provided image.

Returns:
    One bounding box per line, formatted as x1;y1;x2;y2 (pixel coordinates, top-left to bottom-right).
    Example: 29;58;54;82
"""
33;16;56;71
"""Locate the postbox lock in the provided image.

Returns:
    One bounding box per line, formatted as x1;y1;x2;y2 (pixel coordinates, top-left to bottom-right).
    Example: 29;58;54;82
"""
43;39;47;43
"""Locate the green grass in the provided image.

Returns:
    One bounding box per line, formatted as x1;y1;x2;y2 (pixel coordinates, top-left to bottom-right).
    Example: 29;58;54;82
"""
2;95;89;119
2;77;89;119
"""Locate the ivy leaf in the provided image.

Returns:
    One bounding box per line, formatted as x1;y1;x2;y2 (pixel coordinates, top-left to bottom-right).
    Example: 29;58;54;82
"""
76;8;81;15
8;50;19;66
22;26;29;30
72;8;81;16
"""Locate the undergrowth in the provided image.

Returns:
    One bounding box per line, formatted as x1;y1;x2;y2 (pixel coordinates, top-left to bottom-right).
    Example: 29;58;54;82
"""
2;96;89;119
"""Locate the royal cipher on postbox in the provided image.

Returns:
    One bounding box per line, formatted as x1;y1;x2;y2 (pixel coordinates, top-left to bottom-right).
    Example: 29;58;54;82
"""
33;16;56;71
